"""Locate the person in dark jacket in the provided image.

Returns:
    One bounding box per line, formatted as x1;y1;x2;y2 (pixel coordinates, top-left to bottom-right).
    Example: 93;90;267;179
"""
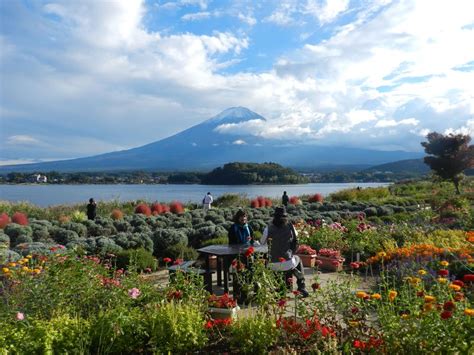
282;191;289;207
86;198;97;220
228;209;254;245
261;206;308;297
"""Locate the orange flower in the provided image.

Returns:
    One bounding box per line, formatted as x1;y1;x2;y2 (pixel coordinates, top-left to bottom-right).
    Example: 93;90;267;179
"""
424;295;436;303
388;290;397;302
371;293;382;300
449;284;462;291
356;291;368;299
464;308;474;316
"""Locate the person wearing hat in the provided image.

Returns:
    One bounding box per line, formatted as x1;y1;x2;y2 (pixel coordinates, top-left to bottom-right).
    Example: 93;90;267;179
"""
260;206;309;297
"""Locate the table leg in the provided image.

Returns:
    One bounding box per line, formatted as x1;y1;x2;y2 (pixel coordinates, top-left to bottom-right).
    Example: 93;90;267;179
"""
204;255;212;293
223;256;230;294
216;256;222;286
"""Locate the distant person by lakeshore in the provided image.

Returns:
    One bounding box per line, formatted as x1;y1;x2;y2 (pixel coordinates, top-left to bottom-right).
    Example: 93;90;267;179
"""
86;198;96;220
282;191;289;207
202;192;213;212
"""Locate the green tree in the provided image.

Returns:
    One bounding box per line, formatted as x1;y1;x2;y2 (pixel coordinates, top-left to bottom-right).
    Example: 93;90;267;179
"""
421;132;474;194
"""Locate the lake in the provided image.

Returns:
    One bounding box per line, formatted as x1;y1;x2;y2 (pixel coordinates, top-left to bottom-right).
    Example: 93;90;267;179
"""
0;183;389;207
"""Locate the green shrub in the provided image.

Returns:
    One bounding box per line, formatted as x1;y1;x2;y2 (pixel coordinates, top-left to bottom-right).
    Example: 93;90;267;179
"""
152;229;188;256
4;224;33;247
201;236;228;247
231;314;278;354
147;302;207;353
115;248;157;272
163;243;198;261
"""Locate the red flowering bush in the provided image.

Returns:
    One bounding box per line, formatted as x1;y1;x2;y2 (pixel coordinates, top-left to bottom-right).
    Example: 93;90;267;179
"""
308;193;324;203
151;203;164;215
289;196;301;205
134;203;151;216
318;248;341;258
250;199;260;208
11;212;28;226
169;201;184;214
0;213;11;228
244;246;255;258
208;293;237;309
251;197;273;208
110;209;124;220
296;244;317;255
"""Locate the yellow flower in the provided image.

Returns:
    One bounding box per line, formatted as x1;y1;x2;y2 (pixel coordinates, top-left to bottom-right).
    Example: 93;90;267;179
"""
371;293;382;300
464;308;474;316
348;320;360;327
2;267;10;273
22;266;29;272
388;290;397;302
26;255;32;259
418;269;427;276
401;314;409;320
409;277;421;285
424;295;436;303
449;284;461;291
8;262;17;268
356;291;368;299
33;269;41;274
378;252;387;258
424;303;433;312
437;277;448;284
439;261;449;267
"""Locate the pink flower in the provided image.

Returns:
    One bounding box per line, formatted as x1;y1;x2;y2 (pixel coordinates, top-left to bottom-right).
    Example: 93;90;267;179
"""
16;312;24;321
128;288;141;299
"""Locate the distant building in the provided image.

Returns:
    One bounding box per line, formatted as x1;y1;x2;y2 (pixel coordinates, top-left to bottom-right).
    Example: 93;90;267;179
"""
30;174;47;183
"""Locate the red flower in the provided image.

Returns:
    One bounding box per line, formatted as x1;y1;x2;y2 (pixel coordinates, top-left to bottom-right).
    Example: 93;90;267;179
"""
443;301;456;311
416;291;424;298
440;310;452;319
163;257;172;264
173;259;183;265
278;257;286;262
351;307;359;314
205;320;213;329
311;282;320;291
462;274;474;283
12;212;28;226
437;269;449;277
350;262;360;269
231;259;238;268
353;340;365;349
293;290;301;296
277;299;287;307
244;246;255;258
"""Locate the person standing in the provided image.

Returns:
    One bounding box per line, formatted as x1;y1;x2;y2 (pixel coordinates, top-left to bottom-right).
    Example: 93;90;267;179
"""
282;191;289;207
202;192;213;212
260;206;309;297
86;198;97;220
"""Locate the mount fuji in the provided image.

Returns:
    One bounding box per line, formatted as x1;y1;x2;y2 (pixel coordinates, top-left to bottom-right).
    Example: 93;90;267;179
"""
0;107;422;172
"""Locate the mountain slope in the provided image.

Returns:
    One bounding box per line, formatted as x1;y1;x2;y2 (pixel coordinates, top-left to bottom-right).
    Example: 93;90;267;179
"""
0;107;423;172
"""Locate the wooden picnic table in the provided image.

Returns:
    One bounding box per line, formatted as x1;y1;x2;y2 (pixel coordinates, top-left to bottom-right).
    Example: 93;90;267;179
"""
197;244;268;294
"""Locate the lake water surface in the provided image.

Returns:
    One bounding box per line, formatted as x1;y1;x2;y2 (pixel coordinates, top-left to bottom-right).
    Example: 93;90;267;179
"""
0;183;389;207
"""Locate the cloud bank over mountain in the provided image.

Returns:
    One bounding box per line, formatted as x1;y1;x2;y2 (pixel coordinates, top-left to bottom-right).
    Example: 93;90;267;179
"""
1;0;473;165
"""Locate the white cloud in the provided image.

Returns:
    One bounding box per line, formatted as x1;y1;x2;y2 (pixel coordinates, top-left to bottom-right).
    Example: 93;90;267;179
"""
304;0;350;25
2;0;474;162
6;135;42;145
181;11;212;21
232;139;247;145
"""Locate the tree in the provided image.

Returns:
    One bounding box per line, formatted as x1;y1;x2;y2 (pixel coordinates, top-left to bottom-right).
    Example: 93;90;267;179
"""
421;132;474;194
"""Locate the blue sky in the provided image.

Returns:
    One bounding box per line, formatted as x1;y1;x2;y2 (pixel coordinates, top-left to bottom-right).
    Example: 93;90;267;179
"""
1;0;474;165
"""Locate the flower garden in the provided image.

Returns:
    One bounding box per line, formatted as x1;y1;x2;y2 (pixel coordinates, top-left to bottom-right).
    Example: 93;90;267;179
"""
0;180;473;353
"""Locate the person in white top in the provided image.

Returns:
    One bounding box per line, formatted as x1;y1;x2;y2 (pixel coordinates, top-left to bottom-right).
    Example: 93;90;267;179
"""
202;192;213;212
